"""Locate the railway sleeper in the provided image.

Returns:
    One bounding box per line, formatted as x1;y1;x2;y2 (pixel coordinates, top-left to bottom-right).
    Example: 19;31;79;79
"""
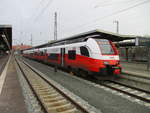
41;94;60;98
40;93;60;98
45;99;68;106
34;87;53;90
35;88;54;92
42;95;64;101
37;89;56;94
47;103;75;112
58;108;79;113
42;97;65;103
37;89;57;94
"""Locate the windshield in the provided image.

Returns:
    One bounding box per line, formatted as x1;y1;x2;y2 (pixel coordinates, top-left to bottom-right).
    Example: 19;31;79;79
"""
96;39;114;55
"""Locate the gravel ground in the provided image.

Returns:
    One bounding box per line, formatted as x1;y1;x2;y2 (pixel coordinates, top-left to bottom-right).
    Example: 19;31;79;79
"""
23;57;150;113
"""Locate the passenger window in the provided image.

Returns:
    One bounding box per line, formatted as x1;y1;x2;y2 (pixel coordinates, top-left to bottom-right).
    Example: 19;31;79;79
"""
40;51;44;56
48;53;59;60
80;46;89;57
68;50;76;60
44;49;47;53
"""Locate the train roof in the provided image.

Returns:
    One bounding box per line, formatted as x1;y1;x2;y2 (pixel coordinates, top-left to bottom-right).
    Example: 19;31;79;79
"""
24;29;136;50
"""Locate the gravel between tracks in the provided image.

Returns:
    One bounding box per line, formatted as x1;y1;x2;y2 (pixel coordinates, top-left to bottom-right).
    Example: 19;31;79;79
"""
23;57;150;113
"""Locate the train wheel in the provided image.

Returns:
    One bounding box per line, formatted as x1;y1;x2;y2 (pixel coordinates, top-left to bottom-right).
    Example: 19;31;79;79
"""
67;66;75;75
78;69;88;77
70;71;74;75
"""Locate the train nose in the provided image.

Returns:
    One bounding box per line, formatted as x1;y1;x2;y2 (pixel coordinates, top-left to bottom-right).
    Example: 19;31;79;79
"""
101;63;121;75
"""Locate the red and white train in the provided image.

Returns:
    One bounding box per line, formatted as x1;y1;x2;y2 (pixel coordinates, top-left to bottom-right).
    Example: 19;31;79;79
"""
23;37;121;76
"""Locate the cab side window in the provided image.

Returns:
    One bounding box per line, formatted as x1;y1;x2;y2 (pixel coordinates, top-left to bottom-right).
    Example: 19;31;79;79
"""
80;46;89;57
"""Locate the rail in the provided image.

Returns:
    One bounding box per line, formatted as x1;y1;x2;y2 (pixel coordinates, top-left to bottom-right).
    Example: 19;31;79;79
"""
15;57;96;113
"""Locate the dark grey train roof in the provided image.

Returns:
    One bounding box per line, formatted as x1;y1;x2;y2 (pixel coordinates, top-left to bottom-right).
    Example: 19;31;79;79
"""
24;29;136;50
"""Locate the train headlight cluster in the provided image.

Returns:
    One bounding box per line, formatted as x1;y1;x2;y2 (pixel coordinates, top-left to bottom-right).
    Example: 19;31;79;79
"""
104;61;109;65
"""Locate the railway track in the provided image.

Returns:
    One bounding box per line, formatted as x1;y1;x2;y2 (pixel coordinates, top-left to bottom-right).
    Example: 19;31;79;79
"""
15;57;97;113
118;73;150;85
98;79;150;104
21;57;150;107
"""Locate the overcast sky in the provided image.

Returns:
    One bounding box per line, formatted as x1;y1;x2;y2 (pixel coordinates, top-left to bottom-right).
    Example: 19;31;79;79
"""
0;0;150;46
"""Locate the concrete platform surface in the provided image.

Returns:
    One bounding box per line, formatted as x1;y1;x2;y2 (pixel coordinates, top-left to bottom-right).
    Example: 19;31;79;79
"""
0;55;9;75
121;61;150;79
0;57;27;113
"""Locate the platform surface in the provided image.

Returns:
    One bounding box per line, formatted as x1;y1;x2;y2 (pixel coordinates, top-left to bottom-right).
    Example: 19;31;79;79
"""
0;56;27;113
121;61;150;79
0;55;9;75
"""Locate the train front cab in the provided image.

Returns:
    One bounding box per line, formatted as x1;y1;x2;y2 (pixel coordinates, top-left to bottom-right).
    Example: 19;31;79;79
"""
86;38;121;75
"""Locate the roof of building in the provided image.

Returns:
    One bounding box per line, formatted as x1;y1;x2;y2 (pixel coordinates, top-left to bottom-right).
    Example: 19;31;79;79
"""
0;25;12;51
0;25;12;28
24;29;137;50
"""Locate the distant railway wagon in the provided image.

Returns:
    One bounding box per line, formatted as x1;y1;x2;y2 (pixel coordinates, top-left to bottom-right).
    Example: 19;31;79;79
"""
23;38;121;76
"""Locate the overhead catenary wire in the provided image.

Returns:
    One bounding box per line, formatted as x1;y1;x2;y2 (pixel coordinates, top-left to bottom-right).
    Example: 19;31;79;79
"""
22;0;54;39
29;0;47;20
94;0;140;8
64;0;150;34
34;0;54;21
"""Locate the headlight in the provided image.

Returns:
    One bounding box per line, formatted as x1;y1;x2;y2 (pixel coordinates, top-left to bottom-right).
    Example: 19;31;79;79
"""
104;61;109;65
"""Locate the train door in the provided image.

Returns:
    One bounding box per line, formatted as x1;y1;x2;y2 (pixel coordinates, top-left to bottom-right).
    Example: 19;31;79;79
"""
60;48;65;66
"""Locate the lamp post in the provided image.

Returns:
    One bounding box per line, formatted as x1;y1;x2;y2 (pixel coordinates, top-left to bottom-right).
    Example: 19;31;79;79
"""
113;20;119;34
54;12;57;40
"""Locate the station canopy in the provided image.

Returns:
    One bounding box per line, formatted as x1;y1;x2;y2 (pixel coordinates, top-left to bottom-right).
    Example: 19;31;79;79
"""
25;29;136;50
0;25;12;51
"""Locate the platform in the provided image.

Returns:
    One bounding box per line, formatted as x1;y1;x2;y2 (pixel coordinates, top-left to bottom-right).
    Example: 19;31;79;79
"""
0;56;27;113
121;61;150;79
0;55;9;75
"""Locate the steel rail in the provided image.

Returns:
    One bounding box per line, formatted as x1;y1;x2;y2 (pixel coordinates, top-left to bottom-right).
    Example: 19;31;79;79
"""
16;57;91;113
99;80;150;103
106;80;150;94
15;58;48;113
22;57;150;104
